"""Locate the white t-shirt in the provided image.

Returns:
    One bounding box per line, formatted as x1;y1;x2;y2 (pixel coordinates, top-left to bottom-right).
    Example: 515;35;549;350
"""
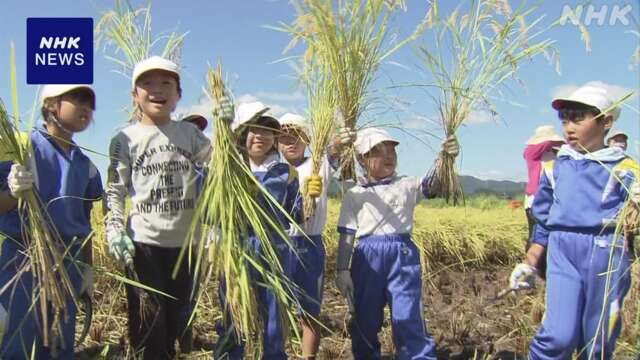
290;156;331;236
106;120;211;247
337;175;424;238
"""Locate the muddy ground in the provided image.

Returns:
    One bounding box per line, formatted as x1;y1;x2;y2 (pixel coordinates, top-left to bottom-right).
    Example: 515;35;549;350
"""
75;265;559;359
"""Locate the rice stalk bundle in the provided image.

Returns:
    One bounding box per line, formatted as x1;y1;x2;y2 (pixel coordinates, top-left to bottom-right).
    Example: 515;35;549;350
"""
177;64;302;356
95;0;187;120
0;44;77;347
96;0;186;75
301;63;337;220
419;0;554;204
278;0;426;181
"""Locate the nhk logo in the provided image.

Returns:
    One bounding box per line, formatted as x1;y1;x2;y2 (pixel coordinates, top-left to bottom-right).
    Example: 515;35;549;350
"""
27;18;93;84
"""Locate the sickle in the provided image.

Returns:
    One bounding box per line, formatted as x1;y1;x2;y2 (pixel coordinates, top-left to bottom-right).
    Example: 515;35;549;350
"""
76;292;93;346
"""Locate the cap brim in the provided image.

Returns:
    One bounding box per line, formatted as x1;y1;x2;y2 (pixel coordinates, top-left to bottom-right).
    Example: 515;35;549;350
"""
551;98;596;110
133;68;180;87
183;116;208;131
526;135;565;145
256;116;281;130
359;139;399;155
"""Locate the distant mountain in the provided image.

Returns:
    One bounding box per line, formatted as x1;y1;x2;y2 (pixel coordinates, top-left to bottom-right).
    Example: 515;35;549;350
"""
460;175;526;197
328;175;526;198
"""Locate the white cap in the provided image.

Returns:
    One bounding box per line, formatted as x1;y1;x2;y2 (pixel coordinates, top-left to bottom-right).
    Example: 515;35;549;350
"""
131;56;180;89
552;85;621;121
231;101;279;132
40;84;95;107
607;130;628;142
182;112;209;131
279;113;309;135
354;127;399;155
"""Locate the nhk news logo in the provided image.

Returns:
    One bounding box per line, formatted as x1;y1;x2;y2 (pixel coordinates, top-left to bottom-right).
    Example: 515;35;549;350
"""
26;18;93;84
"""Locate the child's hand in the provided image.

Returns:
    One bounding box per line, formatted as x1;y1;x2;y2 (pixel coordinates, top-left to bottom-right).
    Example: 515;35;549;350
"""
441;135;459;157
107;231;135;266
304;175;323;198
8;164;33;199
336;127;357;146
213;95;235;124
509;263;538;290
335;270;354;309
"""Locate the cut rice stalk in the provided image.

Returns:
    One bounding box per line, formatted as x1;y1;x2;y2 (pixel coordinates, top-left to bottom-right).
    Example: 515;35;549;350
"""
420;0;554;204
277;0;426;181
175;64;304;354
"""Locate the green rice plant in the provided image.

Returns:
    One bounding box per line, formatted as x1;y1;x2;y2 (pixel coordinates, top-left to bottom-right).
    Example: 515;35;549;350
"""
175;64;303;357
276;0;426;181
418;0;554;204
0;43;77;347
95;0;186;76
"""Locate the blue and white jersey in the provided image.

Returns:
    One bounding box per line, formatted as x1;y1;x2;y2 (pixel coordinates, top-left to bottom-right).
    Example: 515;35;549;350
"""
532;145;639;246
337;175;429;238
0;126;103;243
250;152;303;233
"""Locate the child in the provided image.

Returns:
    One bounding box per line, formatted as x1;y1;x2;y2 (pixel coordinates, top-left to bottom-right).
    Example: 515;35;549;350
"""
215;102;303;360
607;130;628;151
335;127;459;359
0;84;102;359
523;126;564;247
510;84;640;359
105;56;212;359
276;113;354;359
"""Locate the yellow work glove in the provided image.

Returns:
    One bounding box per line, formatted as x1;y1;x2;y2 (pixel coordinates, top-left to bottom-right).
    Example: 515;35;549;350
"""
304;175;323;198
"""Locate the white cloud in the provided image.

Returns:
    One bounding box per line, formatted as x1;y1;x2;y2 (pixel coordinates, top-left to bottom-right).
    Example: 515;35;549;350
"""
174;96;212;120
463;169;527;182
236;93;259;104
175;92;299;124
465;109;495;124
255;90;306;102
403;115;431;129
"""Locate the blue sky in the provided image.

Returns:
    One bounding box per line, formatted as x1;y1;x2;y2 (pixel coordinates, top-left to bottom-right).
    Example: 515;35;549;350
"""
1;0;638;182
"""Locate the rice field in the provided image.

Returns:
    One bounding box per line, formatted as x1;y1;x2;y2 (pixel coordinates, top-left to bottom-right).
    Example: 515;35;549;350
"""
76;197;640;359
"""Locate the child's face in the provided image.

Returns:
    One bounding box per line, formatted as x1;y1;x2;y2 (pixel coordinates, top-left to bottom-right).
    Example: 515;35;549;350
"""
246;126;276;159
362;141;397;180
560;111;612;153
133;70;180;121
278;127;307;163
608;135;628;151
45;89;94;132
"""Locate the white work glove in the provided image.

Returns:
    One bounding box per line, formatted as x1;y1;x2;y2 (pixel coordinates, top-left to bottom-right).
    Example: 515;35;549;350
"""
336;127;357;146
7;163;33;199
335;270;355;311
441;135;460;157
630;181;640;204
213;95;235;124
509;263;538;290
107;231;135;266
80;268;94;297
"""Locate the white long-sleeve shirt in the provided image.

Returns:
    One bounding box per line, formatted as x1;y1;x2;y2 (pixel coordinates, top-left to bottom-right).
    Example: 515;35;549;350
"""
106;120;211;247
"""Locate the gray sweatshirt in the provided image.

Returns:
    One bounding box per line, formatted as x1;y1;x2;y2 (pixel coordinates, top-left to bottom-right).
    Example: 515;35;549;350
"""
106;120;211;247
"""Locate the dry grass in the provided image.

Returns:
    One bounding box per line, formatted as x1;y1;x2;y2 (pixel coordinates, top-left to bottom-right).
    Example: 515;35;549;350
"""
77;198;639;359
